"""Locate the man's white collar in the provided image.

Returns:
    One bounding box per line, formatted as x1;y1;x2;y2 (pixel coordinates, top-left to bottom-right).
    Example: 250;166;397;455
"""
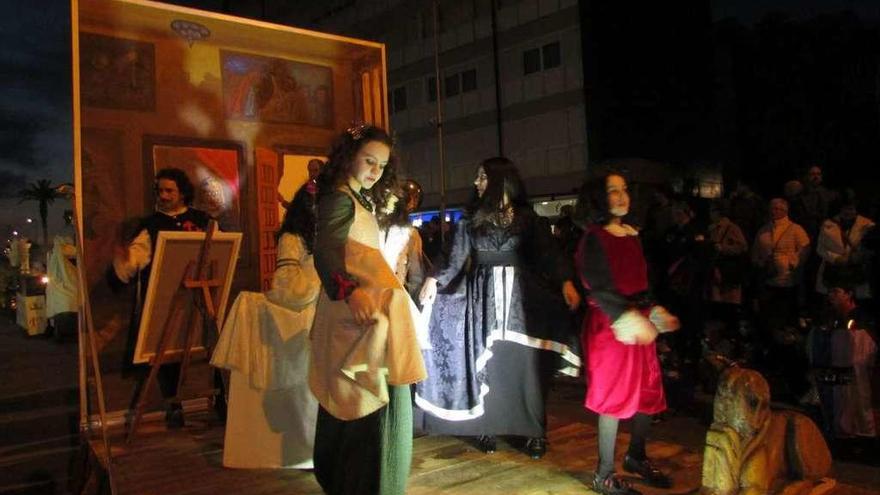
157;206;188;216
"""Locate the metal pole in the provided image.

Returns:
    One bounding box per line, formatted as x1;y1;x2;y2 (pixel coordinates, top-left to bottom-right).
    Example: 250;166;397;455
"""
490;0;504;156
432;0;447;245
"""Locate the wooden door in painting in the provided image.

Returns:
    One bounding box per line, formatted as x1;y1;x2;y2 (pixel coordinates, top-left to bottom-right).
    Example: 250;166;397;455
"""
255;147;279;292
255;147;326;291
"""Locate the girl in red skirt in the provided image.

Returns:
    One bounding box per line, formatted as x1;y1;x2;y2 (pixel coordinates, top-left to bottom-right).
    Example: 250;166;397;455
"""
575;171;680;495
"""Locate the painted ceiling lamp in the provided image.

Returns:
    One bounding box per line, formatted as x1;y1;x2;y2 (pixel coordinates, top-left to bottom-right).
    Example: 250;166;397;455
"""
171;19;211;47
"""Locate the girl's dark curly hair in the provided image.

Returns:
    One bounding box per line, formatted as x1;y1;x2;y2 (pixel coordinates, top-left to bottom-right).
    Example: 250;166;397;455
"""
573;168;630;227
277;183;318;253
316;125;399;206
376;185;410;230
467;156;529;229
155;167;196;206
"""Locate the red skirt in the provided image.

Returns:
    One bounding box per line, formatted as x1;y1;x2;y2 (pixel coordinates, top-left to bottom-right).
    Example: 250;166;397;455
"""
581;304;666;419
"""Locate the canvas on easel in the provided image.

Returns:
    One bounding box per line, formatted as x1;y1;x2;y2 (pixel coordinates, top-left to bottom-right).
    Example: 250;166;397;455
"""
133;231;241;365
126;228;241;443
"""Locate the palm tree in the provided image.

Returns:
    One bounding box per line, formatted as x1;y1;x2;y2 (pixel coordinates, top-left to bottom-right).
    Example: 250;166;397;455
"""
18;179;59;250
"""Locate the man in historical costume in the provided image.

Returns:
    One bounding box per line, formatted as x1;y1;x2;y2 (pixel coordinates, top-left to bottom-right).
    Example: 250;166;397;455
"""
110;167;214;428
808;277;876;453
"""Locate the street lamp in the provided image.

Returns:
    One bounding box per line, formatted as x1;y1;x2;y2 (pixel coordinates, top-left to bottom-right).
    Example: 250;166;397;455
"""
25;218;38;242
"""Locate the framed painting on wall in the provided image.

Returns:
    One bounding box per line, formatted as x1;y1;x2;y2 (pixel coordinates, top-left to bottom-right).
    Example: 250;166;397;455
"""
143;136;245;235
80;33;155;111
221;50;334;127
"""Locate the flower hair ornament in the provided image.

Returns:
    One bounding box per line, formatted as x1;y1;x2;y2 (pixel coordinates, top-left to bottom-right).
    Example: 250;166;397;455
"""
346;122;370;141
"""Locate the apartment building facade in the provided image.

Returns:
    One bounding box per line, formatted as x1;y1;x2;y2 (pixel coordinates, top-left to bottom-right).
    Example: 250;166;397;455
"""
259;0;589;207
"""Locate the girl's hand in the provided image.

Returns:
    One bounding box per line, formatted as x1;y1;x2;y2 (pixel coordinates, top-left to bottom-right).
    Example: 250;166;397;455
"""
612;310;658;345
649;305;680;333
562;280;581;311
419;277;438;305
347;288;378;326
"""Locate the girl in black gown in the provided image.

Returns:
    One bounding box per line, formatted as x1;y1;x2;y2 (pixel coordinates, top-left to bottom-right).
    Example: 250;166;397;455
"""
416;157;581;458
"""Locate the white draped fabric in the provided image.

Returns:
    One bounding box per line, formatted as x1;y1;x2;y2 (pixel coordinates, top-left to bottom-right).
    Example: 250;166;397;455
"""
46;235;79;318
211;233;319;469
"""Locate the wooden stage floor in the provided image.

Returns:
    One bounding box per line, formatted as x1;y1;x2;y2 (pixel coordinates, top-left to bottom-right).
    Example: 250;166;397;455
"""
91;381;880;495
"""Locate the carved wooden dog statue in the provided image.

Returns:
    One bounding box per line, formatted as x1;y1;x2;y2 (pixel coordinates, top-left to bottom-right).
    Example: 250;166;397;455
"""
701;368;835;495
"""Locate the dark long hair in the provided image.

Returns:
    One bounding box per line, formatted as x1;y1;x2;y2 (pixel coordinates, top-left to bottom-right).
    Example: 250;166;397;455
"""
467;156;529;229
316;124;398;206
376;186;410;230
573;168;630;227
277;183;317;253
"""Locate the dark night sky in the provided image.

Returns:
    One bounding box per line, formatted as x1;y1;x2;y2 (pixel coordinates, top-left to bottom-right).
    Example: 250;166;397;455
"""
713;0;880;24
0;2;72;238
0;0;878;240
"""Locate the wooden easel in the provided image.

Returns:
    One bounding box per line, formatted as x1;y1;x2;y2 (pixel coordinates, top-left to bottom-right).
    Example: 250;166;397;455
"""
126;221;224;443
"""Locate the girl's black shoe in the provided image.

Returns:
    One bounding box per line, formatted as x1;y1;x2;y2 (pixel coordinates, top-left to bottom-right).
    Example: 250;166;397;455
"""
622;454;672;488
477;435;496;453
526;437;546;459
591;473;642;495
